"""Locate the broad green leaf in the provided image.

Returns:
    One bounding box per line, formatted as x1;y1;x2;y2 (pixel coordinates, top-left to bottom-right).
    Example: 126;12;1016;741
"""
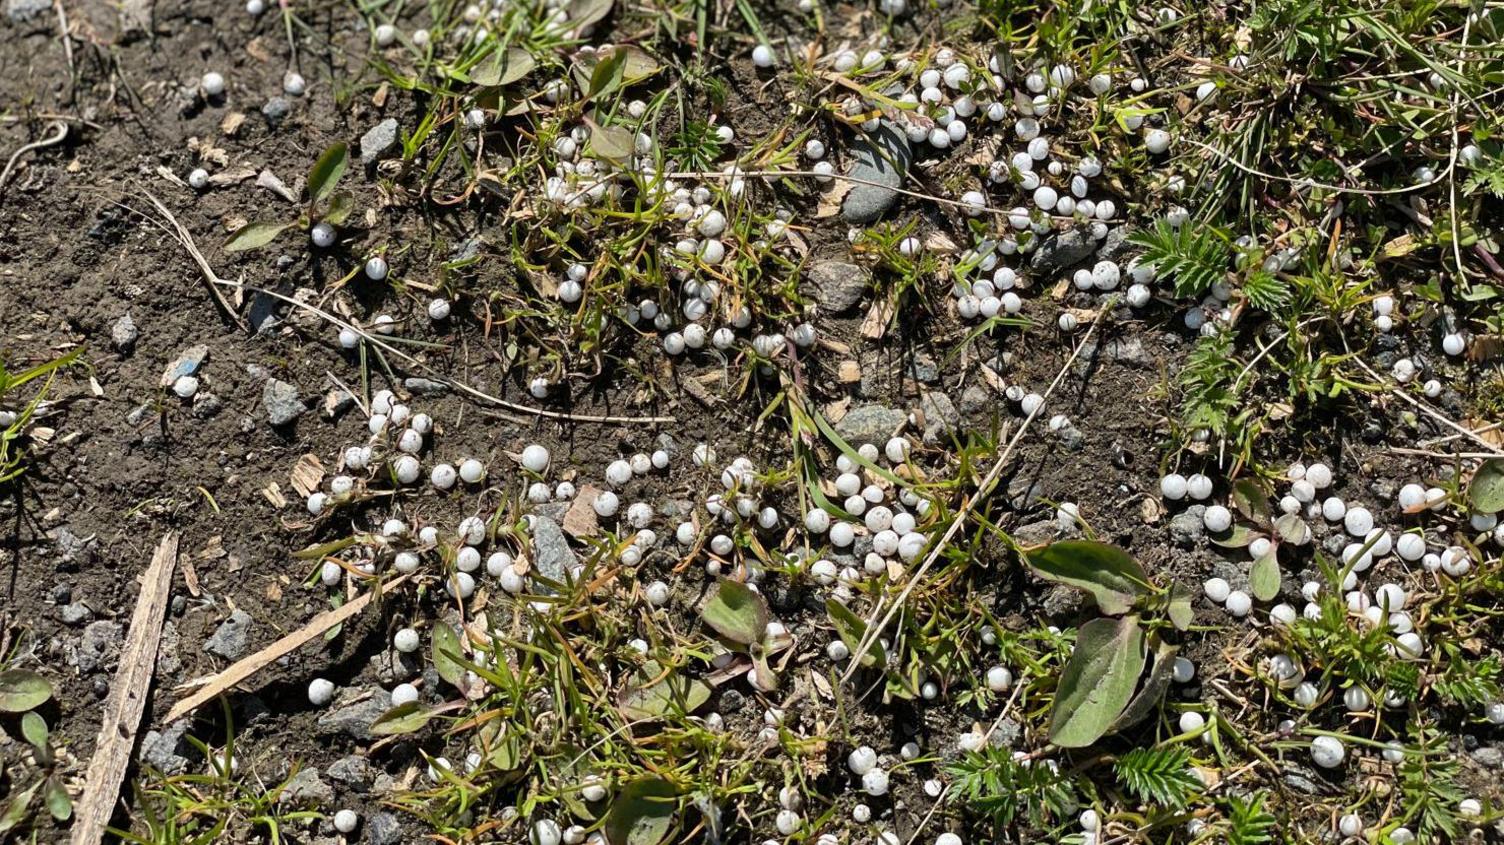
618;665;712;721
604;776;677;845
307;142;349;205
700;579;768;646
588;125;636;163
483;726;526;773
472;47;535;87
371;702;436;736
1208;524;1258;549
826;599;885;668
566;0;614;29
1111;636;1178;732
748;649;778;692
1167;583;1194;632
1274;513;1309;546
322;191;355;226
20;712;47;753
432;622;466;687
224;220;292;252
1249;549;1280;601
1023;541;1151;615
586;47;628;99
0;779;40;834
1050;616;1148;748
44;778;71;822
1231;477;1272;525
1469;458;1504;514
0;670;52;713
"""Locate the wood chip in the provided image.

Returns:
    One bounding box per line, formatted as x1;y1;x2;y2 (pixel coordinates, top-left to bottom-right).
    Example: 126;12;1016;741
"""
220;112;246;136
290;453;325;498
860;296;893;339
257;169;297;202
563;485;602;537
837;360;862;383
262;481;287;508
71;533;177;845
165;574;410;723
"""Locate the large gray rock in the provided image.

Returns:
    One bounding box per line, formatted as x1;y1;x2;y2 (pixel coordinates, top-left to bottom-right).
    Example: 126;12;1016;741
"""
833;405;906;446
804;260;871;313
263;379;304;426
360;119;400;164
327;755;377;791
317;690;392;739
1029;228;1097;276
1169;505;1207;548
840;122;911;224
142;720;194;774
204;609;253;661
920;391;960;445
530;515;575;584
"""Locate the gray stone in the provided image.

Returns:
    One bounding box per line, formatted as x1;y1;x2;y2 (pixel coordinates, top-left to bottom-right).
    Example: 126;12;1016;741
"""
1096;225;1132;261
263;379;304;426
370;647;421;685
804;260;871;313
52;525;95;564
61;603;92;626
192;393;223;419
959;385;992;417
989;718;1021;748
261;96;291;123
327;755;377;791
360;118;400;165
126;404;150;425
1011;519;1056;547
1169;505;1207;548
403;377;449;396
920;391;960;445
1282;771;1323;795
157;621;181;675
1006;476;1045;511
317;690;392;740
367;812;403;845
1041;584;1085;618
281;768;334;805
77;620;123;674
142;720;193;774
833;405;906;445
840;122;911;224
249;291;281;334
111;314;138;352
908;353;939;384
530;515;575;583
204;609;253;661
5;0;49;21
1471;746;1504;769
1029;228;1097;277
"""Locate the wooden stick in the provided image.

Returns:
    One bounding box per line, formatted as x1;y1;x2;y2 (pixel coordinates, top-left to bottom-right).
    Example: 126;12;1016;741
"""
71;533;178;845
164;574;409;723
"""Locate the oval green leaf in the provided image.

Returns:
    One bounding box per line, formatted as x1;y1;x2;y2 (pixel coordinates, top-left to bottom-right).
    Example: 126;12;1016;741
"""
699;579;768;646
371;702;436;736
472;46;535;87
618;670;712;721
1110;636;1178;732
1469;458;1504;514
1209;523;1258;549
0;670;53;713
224;220;292;252
307;142;349;205
20;711;48;751
1249;549;1280;601
1023;541;1151;615
1050;616;1148;748
431;622;466;687
604;776;677;845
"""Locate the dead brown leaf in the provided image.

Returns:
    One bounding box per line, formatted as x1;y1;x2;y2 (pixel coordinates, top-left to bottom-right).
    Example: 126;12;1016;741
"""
563;485;602;537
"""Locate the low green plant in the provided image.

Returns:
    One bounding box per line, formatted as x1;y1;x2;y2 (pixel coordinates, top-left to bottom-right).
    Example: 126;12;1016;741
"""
224;142;354;252
1020;540;1191;747
0;669;68;837
0;349;83;484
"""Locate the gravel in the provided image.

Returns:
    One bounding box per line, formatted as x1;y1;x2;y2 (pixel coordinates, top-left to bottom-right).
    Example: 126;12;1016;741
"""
804;260;871;313
281;768;335;804
76;620;123;674
317;690;392;739
840;121;911;224
327;755;377;791
1029;228;1097;276
204;609;254;660
262;96;291;123
920;391;960;445
403;377;450;396
111;314;138;352
60;603;92;626
142;720;194;775
360;118;400;165
833;404;907;446
530;514;575;583
5;0;50;21
1169;505;1208;548
367;812;404;845
263;379;304;426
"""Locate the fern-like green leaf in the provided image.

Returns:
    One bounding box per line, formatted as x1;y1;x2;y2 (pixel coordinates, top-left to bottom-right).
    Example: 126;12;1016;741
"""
1114;746;1201;809
945;745;1082;830
1241;269;1292;312
1399;728;1465;840
1129;221;1232;298
1224;792;1277;845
